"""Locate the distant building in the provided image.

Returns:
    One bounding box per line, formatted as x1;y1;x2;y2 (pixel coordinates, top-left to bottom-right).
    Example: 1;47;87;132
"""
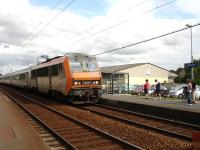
100;63;177;94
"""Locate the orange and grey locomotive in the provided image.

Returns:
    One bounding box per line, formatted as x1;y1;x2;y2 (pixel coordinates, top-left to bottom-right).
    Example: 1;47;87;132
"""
0;53;102;104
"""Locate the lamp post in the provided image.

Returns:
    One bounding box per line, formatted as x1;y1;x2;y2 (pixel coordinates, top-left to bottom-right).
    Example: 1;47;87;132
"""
186;24;194;80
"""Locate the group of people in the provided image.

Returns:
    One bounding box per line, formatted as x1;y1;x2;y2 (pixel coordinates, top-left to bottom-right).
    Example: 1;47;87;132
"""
186;79;196;106
143;78;197;105
144;79;161;99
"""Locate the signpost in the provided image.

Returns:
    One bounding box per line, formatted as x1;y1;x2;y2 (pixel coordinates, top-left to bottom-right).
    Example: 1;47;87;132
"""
184;63;199;68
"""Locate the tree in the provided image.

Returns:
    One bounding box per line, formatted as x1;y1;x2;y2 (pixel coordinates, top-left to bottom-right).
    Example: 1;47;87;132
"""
174;59;200;84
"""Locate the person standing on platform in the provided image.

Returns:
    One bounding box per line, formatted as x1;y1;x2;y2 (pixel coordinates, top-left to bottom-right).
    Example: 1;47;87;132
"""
186;79;193;106
154;79;161;100
191;80;196;104
144;79;150;98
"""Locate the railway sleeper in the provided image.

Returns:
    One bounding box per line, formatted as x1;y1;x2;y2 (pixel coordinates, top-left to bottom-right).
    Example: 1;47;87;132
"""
53;127;82;132
68;135;108;143
86;144;123;150
75;140;120;149
62;132;95;138
56;128;90;134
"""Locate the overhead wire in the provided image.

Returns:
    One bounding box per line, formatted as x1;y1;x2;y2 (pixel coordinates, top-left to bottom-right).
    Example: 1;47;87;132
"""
23;0;76;46
72;0;148;37
62;0;177;48
58;0;148;50
93;23;200;56
22;0;66;46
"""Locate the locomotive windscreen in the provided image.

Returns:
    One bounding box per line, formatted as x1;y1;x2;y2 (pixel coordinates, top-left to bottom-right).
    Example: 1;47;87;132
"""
69;55;99;72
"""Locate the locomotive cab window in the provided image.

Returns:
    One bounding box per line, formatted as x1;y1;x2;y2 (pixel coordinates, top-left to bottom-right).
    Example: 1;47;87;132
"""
70;61;83;71
86;58;99;72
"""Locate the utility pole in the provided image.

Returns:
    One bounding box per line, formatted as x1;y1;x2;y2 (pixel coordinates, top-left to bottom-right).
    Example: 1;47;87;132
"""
186;24;194;80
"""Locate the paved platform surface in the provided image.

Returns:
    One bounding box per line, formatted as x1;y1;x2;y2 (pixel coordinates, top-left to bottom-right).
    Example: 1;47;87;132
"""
0;90;49;150
102;94;200;113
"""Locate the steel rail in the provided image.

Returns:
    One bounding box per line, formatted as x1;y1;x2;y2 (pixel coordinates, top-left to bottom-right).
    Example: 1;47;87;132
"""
0;88;77;150
95;103;200;130
1;87;143;150
77;104;194;142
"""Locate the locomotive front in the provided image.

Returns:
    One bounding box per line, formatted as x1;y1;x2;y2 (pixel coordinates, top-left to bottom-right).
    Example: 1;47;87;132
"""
67;54;102;103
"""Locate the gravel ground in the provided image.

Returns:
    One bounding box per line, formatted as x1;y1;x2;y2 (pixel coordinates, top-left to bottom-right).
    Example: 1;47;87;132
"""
52;105;193;150
9;89;194;150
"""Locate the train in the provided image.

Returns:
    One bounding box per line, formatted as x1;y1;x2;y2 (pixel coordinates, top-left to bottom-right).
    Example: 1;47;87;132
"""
0;53;102;104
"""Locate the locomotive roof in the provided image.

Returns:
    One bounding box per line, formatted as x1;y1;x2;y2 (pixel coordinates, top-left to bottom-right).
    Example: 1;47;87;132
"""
32;56;66;70
32;53;94;69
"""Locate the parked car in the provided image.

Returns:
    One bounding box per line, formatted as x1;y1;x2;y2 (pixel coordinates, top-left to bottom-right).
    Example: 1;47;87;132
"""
160;86;169;97
148;85;169;96
169;84;187;98
130;85;144;95
195;86;200;100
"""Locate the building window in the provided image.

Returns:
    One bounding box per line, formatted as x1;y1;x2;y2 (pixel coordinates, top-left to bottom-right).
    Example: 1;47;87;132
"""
146;69;151;75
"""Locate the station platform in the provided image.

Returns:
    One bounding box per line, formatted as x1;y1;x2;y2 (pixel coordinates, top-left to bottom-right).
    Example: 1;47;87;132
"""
0;90;49;150
101;94;200;125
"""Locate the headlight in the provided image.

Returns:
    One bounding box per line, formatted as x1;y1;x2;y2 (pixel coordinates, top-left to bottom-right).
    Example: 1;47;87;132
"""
74;81;81;85
92;80;99;84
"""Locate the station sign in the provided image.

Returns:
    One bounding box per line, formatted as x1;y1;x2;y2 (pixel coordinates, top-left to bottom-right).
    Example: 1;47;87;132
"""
184;63;199;68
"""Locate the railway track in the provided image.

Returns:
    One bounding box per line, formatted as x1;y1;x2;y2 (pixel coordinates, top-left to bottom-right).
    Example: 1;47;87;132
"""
0;86;193;149
77;104;200;141
1;87;142;150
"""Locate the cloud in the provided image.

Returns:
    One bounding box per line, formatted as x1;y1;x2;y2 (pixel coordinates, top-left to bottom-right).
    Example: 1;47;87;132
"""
0;17;28;45
0;0;199;74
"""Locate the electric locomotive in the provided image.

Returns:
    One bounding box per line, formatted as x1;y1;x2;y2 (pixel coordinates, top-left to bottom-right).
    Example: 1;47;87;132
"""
0;53;102;104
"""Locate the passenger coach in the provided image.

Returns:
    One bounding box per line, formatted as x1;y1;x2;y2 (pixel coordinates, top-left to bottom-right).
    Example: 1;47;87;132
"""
0;53;102;103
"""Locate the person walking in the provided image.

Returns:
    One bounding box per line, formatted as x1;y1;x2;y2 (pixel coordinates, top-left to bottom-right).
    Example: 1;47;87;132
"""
191;80;196;104
154;79;161;100
186;79;193;106
144;79;150;98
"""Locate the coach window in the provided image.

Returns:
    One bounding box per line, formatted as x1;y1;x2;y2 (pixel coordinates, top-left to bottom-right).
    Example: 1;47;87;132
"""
12;75;15;80
31;70;37;78
19;73;26;80
51;64;58;76
13;75;17;80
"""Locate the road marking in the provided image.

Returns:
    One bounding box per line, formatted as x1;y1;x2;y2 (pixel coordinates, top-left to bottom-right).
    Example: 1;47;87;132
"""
3;96;10;102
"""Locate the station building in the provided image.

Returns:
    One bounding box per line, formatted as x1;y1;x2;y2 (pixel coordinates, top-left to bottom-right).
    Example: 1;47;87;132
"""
100;63;177;94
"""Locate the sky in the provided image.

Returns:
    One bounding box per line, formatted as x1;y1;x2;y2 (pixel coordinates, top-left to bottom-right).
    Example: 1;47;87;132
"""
0;0;200;74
